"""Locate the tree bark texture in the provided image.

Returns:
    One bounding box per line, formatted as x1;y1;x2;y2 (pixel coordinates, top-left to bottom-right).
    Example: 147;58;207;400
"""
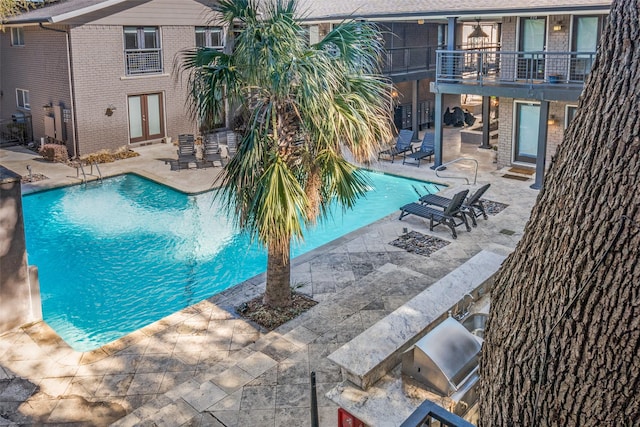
264;238;292;308
480;1;640;425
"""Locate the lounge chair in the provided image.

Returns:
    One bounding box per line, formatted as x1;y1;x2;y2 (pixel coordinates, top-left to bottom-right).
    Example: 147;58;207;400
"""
378;129;414;163
419;183;490;227
200;132;225;168
403;133;435;167
225;132;238;159
177;134;197;170
399;189;471;239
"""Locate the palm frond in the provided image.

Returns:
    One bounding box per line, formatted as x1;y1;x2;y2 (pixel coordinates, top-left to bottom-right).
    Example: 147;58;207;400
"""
315;21;385;73
214;0;259;23
253;155;308;247
181;0;393;256
179;47;239;129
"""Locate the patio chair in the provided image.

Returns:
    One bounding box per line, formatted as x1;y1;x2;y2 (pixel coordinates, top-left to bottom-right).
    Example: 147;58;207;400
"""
177;134;196;170
200;132;224;168
403;133;435;167
378;129;414;163
419;183;490;227
399;189;471;239
226;132;238;159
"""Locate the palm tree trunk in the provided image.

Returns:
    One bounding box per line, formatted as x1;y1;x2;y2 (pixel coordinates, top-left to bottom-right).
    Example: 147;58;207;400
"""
479;1;640;425
263;239;292;308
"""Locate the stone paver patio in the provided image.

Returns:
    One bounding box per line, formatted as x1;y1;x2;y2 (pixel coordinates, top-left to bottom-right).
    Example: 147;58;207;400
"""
0;129;538;426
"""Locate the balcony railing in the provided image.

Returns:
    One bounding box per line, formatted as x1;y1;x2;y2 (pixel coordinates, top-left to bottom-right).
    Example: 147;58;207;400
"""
382;45;441;75
436;50;596;86
400;400;475;427
125;49;163;75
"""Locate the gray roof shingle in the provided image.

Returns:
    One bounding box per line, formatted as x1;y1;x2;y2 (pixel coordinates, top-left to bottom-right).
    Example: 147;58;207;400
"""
7;0;612;24
297;0;612;21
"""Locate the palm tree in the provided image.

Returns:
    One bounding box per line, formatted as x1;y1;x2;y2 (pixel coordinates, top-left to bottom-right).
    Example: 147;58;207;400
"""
181;0;393;308
1;0;28;27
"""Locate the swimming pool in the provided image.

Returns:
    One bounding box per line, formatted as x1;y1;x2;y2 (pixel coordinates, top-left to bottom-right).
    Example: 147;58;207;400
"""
22;172;443;351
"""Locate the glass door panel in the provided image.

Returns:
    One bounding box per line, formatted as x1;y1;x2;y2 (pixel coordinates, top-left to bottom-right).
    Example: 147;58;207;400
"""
147;94;162;137
128;93;164;143
571;16;599;80
514;103;540;164
128;96;144;140
518;18;546;80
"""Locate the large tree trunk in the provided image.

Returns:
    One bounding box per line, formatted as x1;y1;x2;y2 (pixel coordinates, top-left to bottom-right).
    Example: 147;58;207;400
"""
263;238;292;308
479;1;640;425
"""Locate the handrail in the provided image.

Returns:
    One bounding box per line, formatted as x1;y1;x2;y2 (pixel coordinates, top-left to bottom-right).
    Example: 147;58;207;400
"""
90;161;103;182
435;49;596;86
400;400;474;427
75;162;87;183
435;157;478;185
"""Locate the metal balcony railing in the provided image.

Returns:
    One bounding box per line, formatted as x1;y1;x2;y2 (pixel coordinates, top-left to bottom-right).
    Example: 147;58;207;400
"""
400;400;475;427
382;45;441;75
436;50;596;86
125;49;163;75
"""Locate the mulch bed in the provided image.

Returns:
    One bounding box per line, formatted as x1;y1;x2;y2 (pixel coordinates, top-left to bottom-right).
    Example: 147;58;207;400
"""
481;199;509;215
236;292;318;331
21;173;49;183
389;231;450;257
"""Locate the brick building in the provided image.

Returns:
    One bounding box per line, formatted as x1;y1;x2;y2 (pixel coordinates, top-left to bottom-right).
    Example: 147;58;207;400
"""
1;0;220;157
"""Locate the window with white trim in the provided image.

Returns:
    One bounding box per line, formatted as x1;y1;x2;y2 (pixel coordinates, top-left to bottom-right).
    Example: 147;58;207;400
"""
11;27;25;46
16;89;30;110
195;27;224;49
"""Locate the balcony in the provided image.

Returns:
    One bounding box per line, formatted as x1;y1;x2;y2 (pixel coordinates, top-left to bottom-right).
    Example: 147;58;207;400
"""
433;49;595;101
436;49;595;86
382;45;440;79
125;49;163;75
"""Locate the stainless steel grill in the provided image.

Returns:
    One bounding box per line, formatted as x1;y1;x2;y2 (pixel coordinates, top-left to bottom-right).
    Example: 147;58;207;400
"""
401;317;482;397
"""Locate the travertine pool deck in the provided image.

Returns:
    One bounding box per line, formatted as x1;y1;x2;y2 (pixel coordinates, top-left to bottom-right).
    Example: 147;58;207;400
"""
0;130;538;426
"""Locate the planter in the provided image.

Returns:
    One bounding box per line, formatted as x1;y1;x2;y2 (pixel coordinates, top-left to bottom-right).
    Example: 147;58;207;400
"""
548;74;562;84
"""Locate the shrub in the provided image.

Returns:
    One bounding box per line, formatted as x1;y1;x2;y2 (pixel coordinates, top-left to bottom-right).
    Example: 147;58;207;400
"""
80;146;139;164
39;144;69;163
113;146;139;160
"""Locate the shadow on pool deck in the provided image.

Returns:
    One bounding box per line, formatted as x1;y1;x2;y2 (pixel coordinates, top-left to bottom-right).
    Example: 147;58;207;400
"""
0;129;538;426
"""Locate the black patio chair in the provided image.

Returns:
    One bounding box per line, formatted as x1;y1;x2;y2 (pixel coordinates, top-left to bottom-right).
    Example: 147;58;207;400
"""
200;132;225;168
177;134;196;170
419;184;491;227
403;133;435;167
378;129;414;163
399;189;471;239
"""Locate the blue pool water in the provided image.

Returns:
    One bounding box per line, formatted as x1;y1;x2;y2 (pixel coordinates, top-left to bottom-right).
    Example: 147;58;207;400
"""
22;172;442;351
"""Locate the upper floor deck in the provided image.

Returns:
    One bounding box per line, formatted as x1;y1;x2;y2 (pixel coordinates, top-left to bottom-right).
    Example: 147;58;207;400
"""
431;48;595;101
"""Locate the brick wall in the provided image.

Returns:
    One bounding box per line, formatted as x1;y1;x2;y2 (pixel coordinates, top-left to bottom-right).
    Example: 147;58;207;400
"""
69;25;196;156
496;98;513;169
500;17;517;51
0;25;71;145
497;98;572;169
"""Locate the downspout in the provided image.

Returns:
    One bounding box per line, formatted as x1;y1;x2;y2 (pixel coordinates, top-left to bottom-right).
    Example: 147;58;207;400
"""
39;23;79;158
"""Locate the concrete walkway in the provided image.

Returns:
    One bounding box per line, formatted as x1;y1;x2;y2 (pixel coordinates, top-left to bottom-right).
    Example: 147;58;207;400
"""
0;130;538;426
